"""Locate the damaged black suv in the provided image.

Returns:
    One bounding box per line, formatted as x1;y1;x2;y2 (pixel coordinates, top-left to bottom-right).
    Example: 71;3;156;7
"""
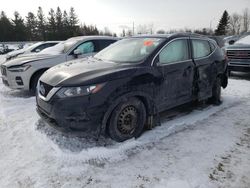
36;33;228;142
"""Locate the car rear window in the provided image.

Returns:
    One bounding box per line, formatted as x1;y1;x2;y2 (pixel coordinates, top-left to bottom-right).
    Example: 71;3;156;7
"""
192;39;211;59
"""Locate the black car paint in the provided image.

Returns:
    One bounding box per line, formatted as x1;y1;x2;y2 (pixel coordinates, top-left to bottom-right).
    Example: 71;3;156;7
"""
37;33;228;136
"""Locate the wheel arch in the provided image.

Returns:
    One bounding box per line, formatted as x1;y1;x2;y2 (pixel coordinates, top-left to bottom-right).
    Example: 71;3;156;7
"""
100;91;155;135
29;68;48;90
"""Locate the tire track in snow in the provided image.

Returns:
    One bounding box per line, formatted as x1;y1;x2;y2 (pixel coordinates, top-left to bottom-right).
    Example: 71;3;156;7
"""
54;96;243;166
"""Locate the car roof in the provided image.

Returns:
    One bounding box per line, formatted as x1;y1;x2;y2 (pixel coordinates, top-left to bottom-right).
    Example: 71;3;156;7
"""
67;35;118;41
42;41;62;44
131;33;213;40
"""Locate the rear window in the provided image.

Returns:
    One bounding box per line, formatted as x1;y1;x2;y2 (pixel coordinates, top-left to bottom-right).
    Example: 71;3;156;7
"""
192;39;211;59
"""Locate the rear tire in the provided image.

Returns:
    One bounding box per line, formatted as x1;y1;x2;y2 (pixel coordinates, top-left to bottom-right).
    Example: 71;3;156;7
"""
107;97;146;142
209;78;222;105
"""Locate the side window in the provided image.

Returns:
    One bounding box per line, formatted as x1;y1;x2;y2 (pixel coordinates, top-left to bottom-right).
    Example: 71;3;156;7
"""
32;44;48;52
75;41;95;54
97;40;116;51
192;40;211;59
159;39;189;64
209;41;216;52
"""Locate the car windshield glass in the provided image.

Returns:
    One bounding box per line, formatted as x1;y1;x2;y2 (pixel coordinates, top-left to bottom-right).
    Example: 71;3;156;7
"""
24;42;44;51
94;38;164;63
235;35;250;45
40;38;79;55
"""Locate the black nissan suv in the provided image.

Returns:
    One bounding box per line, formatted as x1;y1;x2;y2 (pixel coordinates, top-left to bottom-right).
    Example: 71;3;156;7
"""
36;33;228;142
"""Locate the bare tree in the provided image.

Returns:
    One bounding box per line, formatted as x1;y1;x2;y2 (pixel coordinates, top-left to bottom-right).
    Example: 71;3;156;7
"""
136;24;154;34
229;13;242;35
103;27;112;36
126;29;133;36
242;8;250;33
156;29;165;34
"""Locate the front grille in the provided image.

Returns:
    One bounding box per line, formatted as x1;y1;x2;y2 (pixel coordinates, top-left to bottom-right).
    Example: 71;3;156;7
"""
39;81;53;97
1;66;7;76
227;50;250;60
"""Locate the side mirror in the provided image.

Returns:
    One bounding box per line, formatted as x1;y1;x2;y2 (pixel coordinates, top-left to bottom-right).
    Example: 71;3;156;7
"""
35;49;41;52
229;40;235;45
73;49;82;57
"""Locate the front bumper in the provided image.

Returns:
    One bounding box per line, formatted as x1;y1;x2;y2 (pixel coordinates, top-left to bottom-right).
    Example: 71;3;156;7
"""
36;94;106;132
0;66;31;90
228;60;250;72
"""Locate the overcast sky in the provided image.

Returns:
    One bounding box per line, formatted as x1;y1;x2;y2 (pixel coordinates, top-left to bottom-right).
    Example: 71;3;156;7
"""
1;0;250;34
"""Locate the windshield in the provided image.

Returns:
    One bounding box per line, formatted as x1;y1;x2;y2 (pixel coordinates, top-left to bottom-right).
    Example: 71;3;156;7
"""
39;38;80;55
24;42;44;51
94;38;164;63
235;35;250;45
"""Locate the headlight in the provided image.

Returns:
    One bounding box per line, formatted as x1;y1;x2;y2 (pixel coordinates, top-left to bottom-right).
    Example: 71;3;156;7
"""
57;83;106;98
7;64;31;72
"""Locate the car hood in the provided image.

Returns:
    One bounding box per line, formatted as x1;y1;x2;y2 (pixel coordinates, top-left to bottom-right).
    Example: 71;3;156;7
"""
226;43;250;50
40;58;137;87
3;53;61;67
6;49;25;57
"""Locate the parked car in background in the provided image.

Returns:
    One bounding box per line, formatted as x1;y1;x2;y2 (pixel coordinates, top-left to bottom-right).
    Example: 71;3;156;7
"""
0;36;118;92
36;33;228;142
224;35;240;46
0;44;15;55
209;36;225;48
5;41;60;61
226;35;250;73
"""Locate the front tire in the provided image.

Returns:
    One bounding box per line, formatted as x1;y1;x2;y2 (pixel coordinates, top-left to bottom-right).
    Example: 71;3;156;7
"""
107;97;146;142
209;78;222;105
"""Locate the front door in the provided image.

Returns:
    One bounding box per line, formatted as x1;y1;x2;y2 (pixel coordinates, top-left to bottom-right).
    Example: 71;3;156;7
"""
156;39;195;110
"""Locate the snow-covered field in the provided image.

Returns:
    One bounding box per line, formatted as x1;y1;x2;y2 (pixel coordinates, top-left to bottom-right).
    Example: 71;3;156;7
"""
0;70;250;188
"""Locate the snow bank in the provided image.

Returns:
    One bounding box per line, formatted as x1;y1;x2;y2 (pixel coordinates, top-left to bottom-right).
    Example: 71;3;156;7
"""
0;78;250;187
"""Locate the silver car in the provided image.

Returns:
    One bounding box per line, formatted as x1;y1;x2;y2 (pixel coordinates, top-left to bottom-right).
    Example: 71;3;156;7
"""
0;36;118;92
5;41;60;61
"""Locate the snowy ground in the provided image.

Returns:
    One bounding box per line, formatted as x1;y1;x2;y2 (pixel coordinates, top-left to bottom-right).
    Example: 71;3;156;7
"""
0;55;6;65
0;72;250;188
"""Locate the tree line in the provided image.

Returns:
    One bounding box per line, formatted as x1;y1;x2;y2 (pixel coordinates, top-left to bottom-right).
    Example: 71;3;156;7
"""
215;9;250;36
0;7;114;42
154;9;250;36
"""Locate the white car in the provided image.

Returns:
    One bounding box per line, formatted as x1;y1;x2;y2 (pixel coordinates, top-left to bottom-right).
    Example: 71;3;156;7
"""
1;36;118;92
5;41;60;61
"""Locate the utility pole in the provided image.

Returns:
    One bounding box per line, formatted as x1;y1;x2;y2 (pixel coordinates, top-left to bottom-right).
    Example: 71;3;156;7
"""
132;22;135;35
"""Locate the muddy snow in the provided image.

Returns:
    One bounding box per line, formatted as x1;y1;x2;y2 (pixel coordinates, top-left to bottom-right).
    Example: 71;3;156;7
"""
0;71;250;188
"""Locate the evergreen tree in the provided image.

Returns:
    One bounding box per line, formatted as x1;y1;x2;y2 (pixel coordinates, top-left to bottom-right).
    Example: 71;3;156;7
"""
12;11;27;41
215;10;230;35
69;7;79;36
47;8;56;40
55;7;63;39
37;6;47;40
0;11;13;41
62;10;70;38
26;12;38;41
